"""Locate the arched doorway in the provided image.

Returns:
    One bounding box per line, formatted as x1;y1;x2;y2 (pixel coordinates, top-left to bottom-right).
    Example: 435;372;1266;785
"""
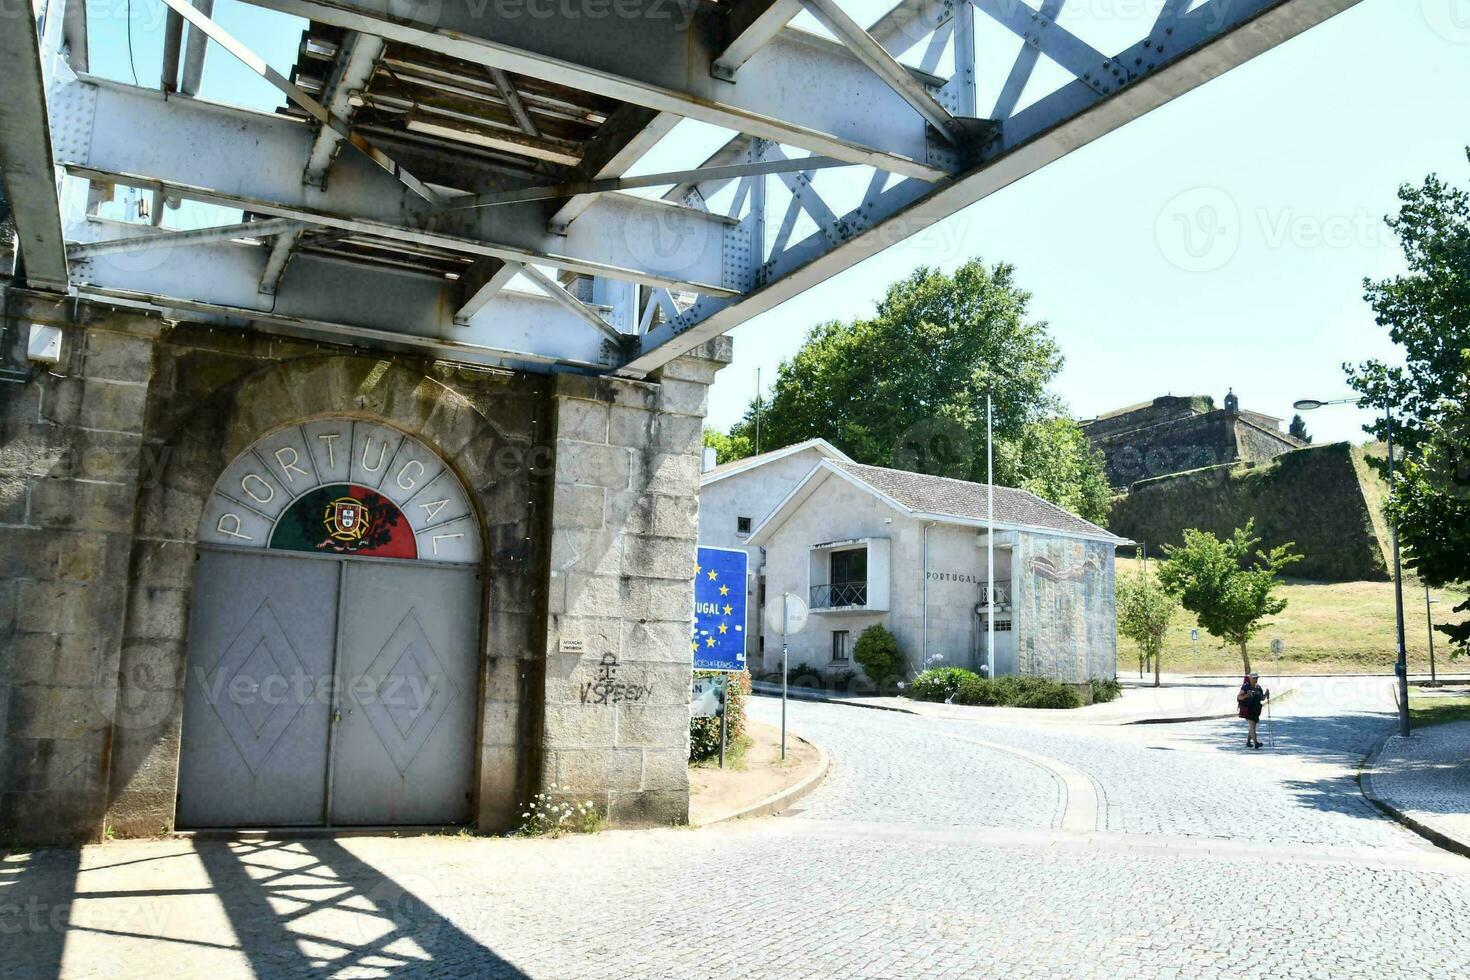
177;419;483;828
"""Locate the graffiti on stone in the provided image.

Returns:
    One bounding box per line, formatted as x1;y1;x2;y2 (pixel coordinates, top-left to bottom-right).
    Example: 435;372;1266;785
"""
579;653;655;705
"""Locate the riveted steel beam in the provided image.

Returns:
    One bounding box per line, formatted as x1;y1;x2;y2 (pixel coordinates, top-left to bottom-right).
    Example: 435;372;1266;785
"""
620;0;1366;376
235;0;956;180
56;78;740;296
302;30;384;188
799;0;959;141
0;10;68;289
72;239;617;369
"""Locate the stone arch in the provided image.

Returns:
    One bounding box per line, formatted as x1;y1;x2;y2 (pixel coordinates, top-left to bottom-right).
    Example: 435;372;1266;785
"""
105;350;551;836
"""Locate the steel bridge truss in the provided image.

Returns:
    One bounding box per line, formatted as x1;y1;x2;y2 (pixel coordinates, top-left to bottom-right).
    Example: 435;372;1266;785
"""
3;0;1361;376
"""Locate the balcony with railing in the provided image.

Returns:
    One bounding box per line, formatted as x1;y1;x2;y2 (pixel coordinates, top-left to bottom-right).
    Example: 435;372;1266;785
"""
807;537;890;613
980;583;1011;609
810;582;868;610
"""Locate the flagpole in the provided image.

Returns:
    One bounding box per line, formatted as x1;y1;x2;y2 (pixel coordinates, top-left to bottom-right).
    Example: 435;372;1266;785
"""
986;392;995;680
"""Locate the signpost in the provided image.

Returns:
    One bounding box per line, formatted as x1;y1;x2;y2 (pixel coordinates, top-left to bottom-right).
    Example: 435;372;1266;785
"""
1269;638;1283;748
763;591;809;759
692;546;747;767
1191;628;1199;675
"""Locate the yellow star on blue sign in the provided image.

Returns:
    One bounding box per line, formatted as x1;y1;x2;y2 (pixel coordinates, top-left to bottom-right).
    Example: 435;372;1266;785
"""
693;546;747;672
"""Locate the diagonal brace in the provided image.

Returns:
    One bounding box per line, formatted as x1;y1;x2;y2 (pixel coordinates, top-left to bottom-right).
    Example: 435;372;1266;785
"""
799;0;960;142
151;0;439;203
518;265;622;343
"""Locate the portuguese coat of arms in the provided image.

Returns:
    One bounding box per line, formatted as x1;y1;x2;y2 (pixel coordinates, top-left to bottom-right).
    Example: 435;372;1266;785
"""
323;496;371;548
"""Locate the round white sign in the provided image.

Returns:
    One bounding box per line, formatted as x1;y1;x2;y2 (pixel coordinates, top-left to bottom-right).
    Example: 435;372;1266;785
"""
763;592;809;637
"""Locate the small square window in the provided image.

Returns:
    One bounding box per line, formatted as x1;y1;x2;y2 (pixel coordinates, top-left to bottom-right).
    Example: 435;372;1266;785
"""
831;630;850;662
737;516;752;534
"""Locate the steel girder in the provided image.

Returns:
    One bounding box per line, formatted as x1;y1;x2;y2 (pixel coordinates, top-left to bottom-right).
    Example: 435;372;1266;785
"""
53;77;743;298
618;0;1366;376
7;0;1364;378
0;7;68;289
235;0;959;181
72;234;619;369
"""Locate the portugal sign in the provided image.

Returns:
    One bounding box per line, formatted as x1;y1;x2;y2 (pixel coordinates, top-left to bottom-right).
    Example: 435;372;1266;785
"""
692;546;748;672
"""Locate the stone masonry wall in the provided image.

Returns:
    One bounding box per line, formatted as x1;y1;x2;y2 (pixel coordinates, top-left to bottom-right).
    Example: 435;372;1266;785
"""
541;337;731;826
1012;533;1117;685
1089;410;1299;489
1;290;159;843
105;323;553;838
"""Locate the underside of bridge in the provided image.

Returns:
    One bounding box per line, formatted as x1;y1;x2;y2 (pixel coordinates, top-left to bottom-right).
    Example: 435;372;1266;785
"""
4;0;1362;377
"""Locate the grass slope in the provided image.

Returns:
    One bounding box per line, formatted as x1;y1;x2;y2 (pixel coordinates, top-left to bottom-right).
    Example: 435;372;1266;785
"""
1115;557;1468;676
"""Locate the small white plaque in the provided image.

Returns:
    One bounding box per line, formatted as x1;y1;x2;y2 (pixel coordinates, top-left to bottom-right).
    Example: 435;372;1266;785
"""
560;637;586;654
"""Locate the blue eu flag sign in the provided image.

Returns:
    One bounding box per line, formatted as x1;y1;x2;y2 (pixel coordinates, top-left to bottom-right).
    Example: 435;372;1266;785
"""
692;546;748;672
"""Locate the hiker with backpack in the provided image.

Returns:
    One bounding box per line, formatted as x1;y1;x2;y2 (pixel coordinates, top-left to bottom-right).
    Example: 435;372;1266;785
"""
1237;671;1270;749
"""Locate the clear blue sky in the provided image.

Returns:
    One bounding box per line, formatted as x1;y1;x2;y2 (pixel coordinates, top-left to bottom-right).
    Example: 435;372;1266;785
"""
81;0;1470;444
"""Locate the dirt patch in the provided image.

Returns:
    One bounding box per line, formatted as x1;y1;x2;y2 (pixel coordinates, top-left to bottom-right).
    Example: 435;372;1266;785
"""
688;721;821;825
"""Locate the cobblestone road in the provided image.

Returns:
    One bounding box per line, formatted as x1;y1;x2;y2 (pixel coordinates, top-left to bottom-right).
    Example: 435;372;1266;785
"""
4;678;1468;979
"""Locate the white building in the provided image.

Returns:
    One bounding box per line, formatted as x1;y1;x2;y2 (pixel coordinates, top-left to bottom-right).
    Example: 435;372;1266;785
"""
699;446;1128;687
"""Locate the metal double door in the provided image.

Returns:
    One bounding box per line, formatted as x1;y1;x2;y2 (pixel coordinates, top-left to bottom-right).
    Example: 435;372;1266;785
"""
178;548;479;827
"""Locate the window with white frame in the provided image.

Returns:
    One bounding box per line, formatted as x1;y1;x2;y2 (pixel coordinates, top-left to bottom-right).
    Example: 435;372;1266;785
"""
831;630;850;662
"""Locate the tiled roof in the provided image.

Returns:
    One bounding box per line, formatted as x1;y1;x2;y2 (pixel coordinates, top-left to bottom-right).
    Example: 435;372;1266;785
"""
701;438;850;482
830;461;1118;540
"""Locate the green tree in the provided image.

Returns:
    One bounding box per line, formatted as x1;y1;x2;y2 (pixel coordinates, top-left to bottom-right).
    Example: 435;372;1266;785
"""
727;260;1110;523
1157;521;1302;673
702;427;753;466
853;623;904;689
1288;414;1313;443
1346;152;1470;653
999;417;1114;525
1117;565;1179;688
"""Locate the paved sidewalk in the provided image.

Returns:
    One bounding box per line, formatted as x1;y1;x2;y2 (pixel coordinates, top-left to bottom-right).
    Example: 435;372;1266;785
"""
753;673;1302;726
1365;720;1470;857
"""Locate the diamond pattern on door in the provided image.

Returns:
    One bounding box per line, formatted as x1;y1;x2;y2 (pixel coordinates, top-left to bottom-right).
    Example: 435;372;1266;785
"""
357;610;461;775
204;600;317;774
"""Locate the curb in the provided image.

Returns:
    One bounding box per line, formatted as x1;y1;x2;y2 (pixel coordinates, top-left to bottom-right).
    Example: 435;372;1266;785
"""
749;685;917;714
690;734;831;828
754;684;1298;726
1123;687;1299;726
1358;732;1470;861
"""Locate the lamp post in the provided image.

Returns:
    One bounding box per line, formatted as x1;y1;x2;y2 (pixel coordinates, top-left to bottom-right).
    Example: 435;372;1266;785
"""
1294;395;1411;736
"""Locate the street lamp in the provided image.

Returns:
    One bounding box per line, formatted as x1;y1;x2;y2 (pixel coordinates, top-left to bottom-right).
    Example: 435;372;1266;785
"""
1294;394;1411;736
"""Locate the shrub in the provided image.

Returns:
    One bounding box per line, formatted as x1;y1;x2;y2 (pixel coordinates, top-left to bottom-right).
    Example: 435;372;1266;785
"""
1090;677;1123;704
946;674;1084;709
786;662;822;686
954;673;1000;706
908;667;979;702
689;670;751;762
853;624;904;689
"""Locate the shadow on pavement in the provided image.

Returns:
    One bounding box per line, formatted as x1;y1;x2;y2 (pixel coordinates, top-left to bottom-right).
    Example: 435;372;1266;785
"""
0;839;528;979
0;846;80;979
194;837;529;978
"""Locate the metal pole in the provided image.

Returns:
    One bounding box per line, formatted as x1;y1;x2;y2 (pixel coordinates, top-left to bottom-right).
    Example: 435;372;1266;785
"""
718;685;728;769
755;367;762;456
986;392;995;680
1425;584;1438;687
781;595;789;761
1386;394;1411;737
